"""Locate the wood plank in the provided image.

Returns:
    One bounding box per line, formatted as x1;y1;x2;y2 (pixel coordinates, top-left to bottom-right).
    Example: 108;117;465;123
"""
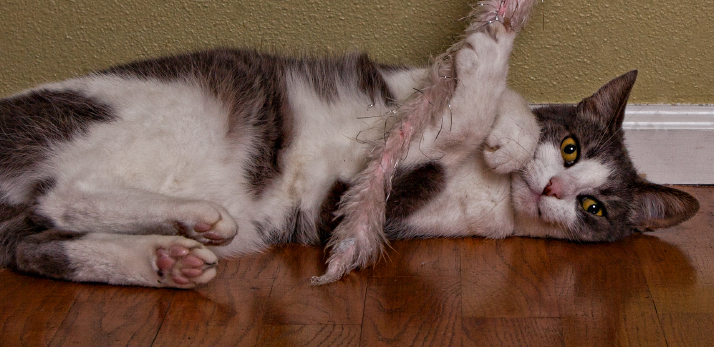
47;285;174;347
659;313;714;347
461;317;563;347
258;244;367;325
553;236;652;317
561;299;667;347
648;285;714;316
367;238;461;278
256;325;361;347
151;276;273;347
361;276;461;346
460;238;562;318
216;248;284;281
1;185;713;346
265;277;367;325
268;244;330;286
461;235;655;317
636;188;714;317
0;271;82;347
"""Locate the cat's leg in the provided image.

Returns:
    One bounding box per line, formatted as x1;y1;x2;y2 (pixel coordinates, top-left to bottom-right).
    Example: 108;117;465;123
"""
37;186;238;245
15;230;218;288
483;88;540;174
444;23;516;150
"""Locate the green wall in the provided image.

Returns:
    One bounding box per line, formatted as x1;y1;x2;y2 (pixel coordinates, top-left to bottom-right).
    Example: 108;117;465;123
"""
1;0;712;103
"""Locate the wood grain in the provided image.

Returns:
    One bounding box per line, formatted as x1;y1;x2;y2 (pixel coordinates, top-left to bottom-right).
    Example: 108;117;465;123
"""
2;186;714;346
48;286;173;347
462;317;563;347
659;313;714;347
0;272;82;347
362;276;461;346
256;324;361;347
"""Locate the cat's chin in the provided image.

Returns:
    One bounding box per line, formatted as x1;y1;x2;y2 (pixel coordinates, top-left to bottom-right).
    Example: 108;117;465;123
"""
510;174;542;218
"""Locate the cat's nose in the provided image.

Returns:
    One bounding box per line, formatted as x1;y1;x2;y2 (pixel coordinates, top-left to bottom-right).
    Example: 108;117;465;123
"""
542;177;563;199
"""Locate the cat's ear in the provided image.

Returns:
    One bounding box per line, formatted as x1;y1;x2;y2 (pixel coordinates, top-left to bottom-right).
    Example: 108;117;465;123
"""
578;70;638;132
629;181;699;232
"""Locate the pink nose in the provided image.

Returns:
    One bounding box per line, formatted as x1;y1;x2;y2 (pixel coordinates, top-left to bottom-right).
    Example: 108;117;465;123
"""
542;177;563;199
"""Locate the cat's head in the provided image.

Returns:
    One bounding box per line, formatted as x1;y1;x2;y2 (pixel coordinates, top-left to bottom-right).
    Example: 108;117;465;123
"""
511;70;699;242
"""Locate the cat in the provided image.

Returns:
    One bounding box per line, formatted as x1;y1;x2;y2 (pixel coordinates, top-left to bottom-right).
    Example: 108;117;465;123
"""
0;22;699;288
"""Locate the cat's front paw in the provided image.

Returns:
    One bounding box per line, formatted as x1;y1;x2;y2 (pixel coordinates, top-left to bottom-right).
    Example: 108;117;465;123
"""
484;130;531;174
483;90;539;174
154;237;218;288
173;202;238;246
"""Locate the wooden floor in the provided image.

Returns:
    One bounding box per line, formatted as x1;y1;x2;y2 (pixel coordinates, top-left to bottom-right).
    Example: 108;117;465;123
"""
2;185;714;346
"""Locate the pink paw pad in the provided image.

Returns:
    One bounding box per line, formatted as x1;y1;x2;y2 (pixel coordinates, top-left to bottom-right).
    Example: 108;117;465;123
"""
192;222;228;242
172;205;238;246
156;245;216;286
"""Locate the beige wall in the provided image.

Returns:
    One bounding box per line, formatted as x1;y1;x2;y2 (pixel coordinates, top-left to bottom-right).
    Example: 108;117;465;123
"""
1;0;712;103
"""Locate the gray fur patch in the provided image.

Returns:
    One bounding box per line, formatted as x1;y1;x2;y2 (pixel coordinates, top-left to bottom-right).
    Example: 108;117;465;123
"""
15;230;84;280
385;162;446;238
0;89;114;178
0;202;81;280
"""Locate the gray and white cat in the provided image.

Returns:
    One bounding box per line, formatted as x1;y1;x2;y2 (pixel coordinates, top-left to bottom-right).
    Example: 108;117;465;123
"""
0;23;698;288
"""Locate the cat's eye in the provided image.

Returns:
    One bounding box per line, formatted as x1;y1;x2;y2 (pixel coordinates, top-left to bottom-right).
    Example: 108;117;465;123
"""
560;136;579;167
580;197;604;216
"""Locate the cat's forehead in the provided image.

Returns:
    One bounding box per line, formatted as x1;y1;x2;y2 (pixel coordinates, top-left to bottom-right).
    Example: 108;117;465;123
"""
535;105;608;139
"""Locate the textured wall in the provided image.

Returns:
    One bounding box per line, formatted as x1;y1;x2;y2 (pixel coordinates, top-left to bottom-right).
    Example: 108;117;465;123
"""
1;0;712;103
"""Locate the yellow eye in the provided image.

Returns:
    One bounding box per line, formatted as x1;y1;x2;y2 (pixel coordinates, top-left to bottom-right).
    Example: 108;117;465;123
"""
561;137;579;166
581;197;603;216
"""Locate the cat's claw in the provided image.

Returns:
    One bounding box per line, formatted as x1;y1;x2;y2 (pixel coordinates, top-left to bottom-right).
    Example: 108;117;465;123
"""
174;202;238;246
154;238;217;288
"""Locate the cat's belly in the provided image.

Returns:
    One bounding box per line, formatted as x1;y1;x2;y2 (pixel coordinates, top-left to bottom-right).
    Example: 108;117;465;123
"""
37;77;262;251
400;153;516;239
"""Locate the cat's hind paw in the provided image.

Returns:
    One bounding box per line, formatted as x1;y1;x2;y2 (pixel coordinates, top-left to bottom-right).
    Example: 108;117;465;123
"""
154;237;218;288
173;202;238;246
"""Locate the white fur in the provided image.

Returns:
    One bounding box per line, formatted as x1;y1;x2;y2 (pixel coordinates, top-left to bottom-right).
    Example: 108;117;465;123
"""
401;152;515;239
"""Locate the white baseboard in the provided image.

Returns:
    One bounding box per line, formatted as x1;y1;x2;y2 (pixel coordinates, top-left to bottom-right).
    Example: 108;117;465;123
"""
623;105;714;184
